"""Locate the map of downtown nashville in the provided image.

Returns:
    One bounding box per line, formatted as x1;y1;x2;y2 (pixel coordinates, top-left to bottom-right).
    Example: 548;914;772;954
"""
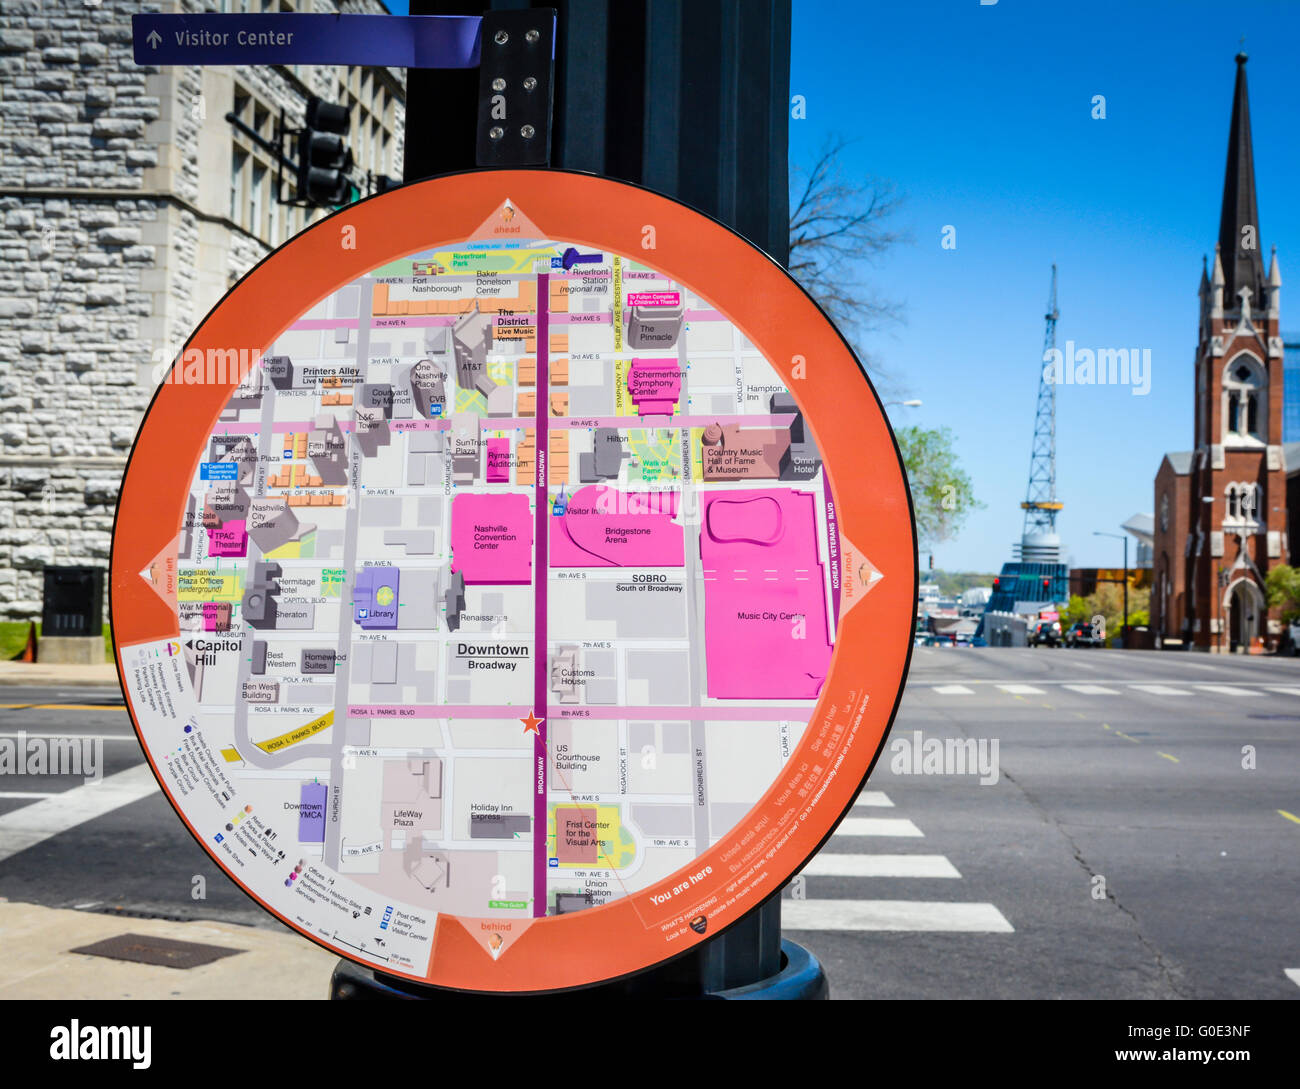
123;198;863;976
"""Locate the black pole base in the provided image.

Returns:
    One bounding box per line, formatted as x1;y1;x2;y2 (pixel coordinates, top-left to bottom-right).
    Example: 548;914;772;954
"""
328;939;828;1001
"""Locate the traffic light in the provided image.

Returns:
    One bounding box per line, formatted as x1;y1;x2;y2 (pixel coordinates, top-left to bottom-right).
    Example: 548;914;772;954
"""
992;577;1001;591
297;97;353;207
1041;577;1051;592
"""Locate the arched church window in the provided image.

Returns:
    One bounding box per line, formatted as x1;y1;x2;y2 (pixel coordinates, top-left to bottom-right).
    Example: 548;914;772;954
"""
1222;356;1266;443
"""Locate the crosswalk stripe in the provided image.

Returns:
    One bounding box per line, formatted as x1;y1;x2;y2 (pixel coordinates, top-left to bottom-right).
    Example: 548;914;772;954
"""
834;817;924;838
801;854;961;878
0;764;158;864
0;791;59;800
1194;685;1261;697
1128;685;1192;696
1266;687;1300;697
932;685;975;695
854;791;893;808
997;684;1044;695
1285;969;1300;989
1062;684;1120;695
783;899;1014;932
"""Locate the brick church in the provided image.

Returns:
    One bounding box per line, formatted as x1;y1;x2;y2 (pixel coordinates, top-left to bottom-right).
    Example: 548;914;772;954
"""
1152;53;1298;652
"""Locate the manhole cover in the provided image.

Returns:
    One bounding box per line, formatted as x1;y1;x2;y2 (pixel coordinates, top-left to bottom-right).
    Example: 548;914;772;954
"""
70;933;244;970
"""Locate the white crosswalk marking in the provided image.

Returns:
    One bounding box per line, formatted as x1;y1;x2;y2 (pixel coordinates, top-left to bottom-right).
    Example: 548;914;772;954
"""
997;684;1044;695
0;791;58;800
0;764;158;864
1128;685;1192;696
1194;685;1261;697
801;854;961;878
1062;684;1120;695
1266;687;1300;697
784;899;1014;933
834;817;924;838
932;684;975;695
854;791;893;808
1285;969;1300;989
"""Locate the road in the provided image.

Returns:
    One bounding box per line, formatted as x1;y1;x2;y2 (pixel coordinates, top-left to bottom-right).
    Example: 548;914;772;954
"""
1;647;1297;997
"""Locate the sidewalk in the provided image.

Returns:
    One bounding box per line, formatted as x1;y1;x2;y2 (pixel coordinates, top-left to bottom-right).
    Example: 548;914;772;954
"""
0;900;336;999
0;661;121;689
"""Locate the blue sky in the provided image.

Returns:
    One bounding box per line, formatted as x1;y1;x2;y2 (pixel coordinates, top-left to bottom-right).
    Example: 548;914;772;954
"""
381;1;1295;570
790;0;1300;571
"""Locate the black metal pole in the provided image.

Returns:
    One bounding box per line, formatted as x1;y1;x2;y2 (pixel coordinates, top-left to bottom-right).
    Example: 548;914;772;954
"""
364;0;801;1001
1123;537;1129;632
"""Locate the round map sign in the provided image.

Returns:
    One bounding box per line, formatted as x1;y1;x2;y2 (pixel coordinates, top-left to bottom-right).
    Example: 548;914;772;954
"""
110;170;916;993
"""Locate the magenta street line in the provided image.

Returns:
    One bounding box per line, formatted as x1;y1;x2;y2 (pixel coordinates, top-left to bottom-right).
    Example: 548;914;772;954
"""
546;705;815;720
216;421;316;435
344;703;815;721
551;414;795;430
347;704;530;719
533;271;550;917
823;468;841;631
290;318;360;331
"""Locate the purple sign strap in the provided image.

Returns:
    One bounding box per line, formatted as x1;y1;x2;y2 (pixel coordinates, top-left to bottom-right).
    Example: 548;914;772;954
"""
132;13;484;69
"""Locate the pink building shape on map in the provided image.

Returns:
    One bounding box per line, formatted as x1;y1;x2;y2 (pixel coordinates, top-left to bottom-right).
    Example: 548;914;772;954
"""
206;520;247;557
450;492;533;585
550;486;683;568
699;489;833;699
626;358;681;417
485;437;511;483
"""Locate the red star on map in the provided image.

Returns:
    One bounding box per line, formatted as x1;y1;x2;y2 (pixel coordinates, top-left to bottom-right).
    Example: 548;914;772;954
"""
520;711;544;735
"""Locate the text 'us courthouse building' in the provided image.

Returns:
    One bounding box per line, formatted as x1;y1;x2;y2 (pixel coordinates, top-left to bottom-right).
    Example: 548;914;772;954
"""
1152;54;1300;652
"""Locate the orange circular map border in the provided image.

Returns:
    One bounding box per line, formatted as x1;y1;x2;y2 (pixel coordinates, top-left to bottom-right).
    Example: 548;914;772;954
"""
110;169;917;993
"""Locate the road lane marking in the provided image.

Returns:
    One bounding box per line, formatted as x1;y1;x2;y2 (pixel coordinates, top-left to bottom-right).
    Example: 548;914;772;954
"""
1278;810;1300;825
1157;752;1180;763
1103;724;1140;743
1266;687;1300;696
932;685;975;695
0;704;125;712
800;854;961;878
783;899;1013;932
1128;685;1192;696
834;818;924;838
0;733;138;742
854;791;893;808
1063;684;1120;695
0;791;58;799
0;763;158;864
1285;969;1300;988
1194;685;1262;697
997;684;1044;695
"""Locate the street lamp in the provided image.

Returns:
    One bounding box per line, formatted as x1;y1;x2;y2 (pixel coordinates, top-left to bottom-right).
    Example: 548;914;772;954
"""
1093;530;1129;641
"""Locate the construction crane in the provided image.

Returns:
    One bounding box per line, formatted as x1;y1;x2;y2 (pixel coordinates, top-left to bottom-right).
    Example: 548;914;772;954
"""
1018;264;1064;558
981;264;1069;634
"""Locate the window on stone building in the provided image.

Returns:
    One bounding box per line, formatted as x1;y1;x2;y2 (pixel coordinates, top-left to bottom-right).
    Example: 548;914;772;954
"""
1222;355;1266;444
231;149;248;221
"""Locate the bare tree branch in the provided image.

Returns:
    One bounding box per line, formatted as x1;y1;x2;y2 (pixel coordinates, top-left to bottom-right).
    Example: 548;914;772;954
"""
788;136;909;389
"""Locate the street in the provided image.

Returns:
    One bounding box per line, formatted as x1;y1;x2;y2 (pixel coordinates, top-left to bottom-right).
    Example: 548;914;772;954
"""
1;648;1297;998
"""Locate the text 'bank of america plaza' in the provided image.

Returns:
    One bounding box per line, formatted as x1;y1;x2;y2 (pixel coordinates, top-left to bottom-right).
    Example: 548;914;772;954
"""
139;198;850;966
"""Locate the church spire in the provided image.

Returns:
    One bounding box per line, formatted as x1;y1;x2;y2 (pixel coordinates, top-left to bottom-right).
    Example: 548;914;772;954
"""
1217;52;1266;310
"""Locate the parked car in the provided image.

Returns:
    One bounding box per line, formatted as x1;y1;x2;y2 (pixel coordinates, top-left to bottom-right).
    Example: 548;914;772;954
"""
1065;620;1103;648
1029;619;1062;647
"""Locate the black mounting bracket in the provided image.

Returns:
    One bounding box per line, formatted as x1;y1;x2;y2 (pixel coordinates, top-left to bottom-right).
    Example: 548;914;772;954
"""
475;8;556;169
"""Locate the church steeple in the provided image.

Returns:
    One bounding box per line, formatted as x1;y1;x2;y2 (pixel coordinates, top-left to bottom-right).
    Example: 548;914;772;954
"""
1217;52;1266;310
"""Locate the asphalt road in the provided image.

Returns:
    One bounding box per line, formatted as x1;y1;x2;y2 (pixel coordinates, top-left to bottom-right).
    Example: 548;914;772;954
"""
1;648;1297;998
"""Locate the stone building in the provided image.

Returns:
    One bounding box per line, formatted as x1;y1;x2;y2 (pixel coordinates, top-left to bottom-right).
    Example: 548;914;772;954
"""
0;0;403;619
1151;54;1295;651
